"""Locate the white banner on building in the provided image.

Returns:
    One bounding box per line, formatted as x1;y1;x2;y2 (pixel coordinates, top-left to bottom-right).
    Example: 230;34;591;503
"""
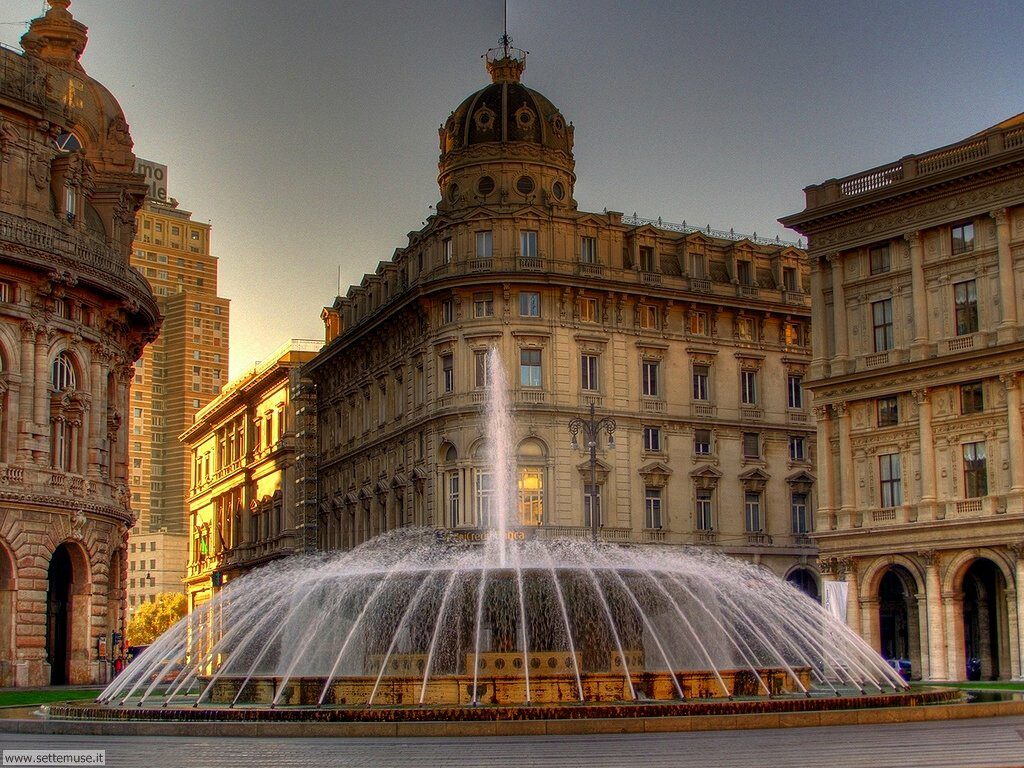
823;581;848;623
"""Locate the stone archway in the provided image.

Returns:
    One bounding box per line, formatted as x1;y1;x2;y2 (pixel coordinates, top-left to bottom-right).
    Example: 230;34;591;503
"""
876;566;922;680
46;541;91;685
961;559;1009;681
0;540;14;686
785;567;820;603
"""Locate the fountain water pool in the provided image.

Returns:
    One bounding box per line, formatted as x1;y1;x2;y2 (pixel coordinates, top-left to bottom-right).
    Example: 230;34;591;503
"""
97;349;909;714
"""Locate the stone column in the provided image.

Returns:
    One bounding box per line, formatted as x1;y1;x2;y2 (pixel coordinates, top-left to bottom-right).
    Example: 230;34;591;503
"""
835;402;854;523
844;558;862;635
992;208;1018;343
922;551;949;681
810;258;828;379
828;255;849;369
88;350;104;475
944;591;965;682
814;405;835;530
17;322;35;459
915;592;931;682
905;231;929;358
860;597;880;652
32;328;48;428
913;389;937;507
1012;544;1024;680
1003;373;1024;494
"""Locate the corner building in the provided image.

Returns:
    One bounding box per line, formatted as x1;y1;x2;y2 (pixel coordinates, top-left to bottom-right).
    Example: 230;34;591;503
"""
782;114;1024;680
311;47;817;584
0;2;160;685
181;340;319;614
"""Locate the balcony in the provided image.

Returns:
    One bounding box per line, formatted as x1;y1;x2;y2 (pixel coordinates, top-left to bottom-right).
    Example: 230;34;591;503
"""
692;402;717;418
641;398;666;414
468;257;493;272
740;407;763;421
871;507;898;523
945;334;976;354
791;533;814;547
639;270;662;286
576;262;605;278
517;255;545;271
786;410;809;424
517;390;546;405
737;284;760;299
643;529;667;543
694;530;718;545
689;277;712;293
864;351;890;368
782;289;807;305
746;532;773;546
581;393;604;408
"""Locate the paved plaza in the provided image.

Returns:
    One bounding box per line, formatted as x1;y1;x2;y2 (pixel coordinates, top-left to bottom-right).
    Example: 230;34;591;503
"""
3;716;1023;767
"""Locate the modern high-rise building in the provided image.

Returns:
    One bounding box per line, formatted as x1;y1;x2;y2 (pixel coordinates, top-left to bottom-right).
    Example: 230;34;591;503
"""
781;113;1024;681
126;169;229;613
0;1;160;685
309;44;817;587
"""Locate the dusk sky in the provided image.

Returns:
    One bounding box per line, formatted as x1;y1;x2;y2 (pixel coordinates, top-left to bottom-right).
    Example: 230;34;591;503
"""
3;1;1022;377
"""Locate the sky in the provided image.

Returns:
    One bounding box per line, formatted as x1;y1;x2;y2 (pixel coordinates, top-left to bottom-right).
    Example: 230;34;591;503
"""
3;1;1022;378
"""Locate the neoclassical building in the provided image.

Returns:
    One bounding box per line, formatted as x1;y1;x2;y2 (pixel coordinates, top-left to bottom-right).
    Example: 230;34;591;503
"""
0;2;160;685
181;340;319;613
310;44;817;585
782;114;1024;680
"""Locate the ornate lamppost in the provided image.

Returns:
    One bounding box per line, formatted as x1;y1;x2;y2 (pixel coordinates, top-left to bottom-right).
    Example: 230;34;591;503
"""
568;403;616;542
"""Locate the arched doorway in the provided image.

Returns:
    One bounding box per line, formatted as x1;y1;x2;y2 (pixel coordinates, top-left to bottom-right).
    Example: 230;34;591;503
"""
105;549;123;682
877;567;921;679
46;542;90;685
786;567;820;603
961;559;1009;681
0;541;15;686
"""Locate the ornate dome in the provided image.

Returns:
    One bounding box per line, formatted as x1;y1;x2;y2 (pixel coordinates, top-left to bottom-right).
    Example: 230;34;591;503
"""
436;43;576;211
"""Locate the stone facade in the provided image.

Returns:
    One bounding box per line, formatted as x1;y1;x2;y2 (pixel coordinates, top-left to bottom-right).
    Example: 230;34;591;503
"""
309;47;817;584
0;2;160;685
181;340;319;613
781;113;1024;680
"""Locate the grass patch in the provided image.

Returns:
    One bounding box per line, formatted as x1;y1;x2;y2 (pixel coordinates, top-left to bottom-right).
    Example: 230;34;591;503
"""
922;682;1024;692
0;689;100;707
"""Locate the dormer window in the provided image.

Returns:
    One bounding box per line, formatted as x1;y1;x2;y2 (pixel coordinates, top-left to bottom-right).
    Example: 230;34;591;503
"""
737;261;753;286
639;246;655;272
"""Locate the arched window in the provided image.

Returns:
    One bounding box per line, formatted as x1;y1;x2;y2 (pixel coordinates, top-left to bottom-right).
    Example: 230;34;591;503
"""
517;438;547;526
51;352;76;391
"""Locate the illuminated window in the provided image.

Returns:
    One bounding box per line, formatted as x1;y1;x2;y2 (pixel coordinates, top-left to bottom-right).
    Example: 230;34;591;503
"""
689;311;708;335
951;221;974;255
954;280;978;336
580;297;598;323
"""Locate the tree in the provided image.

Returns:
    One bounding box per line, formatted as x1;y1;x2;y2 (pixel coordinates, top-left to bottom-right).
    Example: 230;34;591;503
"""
125;591;187;646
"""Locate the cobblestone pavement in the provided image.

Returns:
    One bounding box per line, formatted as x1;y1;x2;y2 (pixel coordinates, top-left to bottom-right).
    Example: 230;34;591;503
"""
2;716;1023;767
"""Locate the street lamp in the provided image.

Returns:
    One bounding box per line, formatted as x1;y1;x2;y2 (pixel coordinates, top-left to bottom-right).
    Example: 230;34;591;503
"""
568;403;616;542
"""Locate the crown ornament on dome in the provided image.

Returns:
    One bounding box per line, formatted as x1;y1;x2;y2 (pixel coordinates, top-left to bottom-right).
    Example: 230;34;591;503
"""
484;32;528;84
21;0;88;68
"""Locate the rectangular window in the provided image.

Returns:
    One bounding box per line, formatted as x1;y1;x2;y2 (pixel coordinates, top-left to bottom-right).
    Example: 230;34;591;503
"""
644;487;663;529
744;492;761;532
694;428;711;455
580;297;598;323
475;231;493;259
951;221;975;255
473;292;494;318
784;322;803;347
872;299;894;352
520;230;538;259
474;350;488;389
954;280;978;336
443;237;453;265
442;298;454;324
737;260;753;285
689;311;709;336
783;266;798;291
791;493;809;534
787;375;803;409
692;365;709;401
639;246;655;272
789;435;806;461
519;291;540;317
869;244;891;275
742;432;760;459
642;360;660;398
643;426;661;452
442;354;454;393
447;471;460;527
737;317;755;341
879;453;902;507
581;354;599;391
581;236;597;264
474;471;493;527
520;349;542;388
639;305;658;329
696;490;713;531
963;441;987;498
689;252;706;278
960;381;984;414
583;484;601;528
741;370;757;405
878;396;899;426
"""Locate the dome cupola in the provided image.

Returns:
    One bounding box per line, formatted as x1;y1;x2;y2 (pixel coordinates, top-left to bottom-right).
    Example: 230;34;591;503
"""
437;37;576;212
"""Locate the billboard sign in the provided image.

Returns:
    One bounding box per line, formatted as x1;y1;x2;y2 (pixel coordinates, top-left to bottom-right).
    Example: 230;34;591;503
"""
134;158;168;201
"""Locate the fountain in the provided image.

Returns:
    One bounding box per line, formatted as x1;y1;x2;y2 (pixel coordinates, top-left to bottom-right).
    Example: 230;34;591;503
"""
82;349;944;723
